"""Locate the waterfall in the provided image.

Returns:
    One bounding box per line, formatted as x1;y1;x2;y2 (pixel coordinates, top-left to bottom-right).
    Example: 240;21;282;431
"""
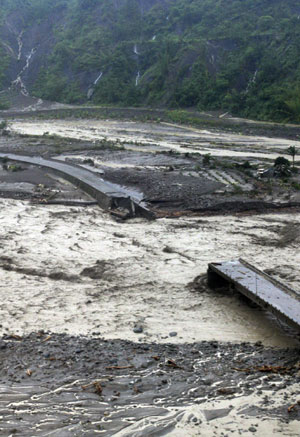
252;69;258;83
133;44;141;86
135;71;140;87
23;49;36;71
245;69;258;93
17;30;24;61
11;77;28;96
11;47;36;96
152;35;156;41
94;71;103;85
87;71;103;99
133;44;139;55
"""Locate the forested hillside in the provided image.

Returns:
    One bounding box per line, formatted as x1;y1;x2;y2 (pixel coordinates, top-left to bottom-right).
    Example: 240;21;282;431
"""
1;0;300;122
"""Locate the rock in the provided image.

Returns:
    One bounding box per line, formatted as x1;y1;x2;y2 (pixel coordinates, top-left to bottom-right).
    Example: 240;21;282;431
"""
80;260;108;279
249;426;257;432
169;332;177;337
48;271;79;282
201;377;214;386
83;158;95;166
138;360;151;369
217;387;236;395
203;408;232;421
163;246;174;254
133;325;143;334
113;232;126;238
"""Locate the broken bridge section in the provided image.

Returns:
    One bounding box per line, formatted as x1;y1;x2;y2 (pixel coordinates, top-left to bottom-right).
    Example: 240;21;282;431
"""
208;258;300;331
0;153;155;219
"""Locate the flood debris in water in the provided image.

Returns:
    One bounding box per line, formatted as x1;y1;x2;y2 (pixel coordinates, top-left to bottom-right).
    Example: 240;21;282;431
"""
0;113;299;435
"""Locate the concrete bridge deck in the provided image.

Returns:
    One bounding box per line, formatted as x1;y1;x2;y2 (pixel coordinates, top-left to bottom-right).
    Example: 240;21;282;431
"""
208;258;300;331
0;152;154;219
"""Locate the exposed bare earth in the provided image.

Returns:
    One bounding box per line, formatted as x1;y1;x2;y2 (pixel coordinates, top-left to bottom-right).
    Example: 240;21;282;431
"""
9;118;300;161
0;333;299;437
2;118;300;215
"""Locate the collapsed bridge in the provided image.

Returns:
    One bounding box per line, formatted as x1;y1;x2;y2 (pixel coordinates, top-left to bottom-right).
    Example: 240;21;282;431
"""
208;258;300;331
0;152;154;219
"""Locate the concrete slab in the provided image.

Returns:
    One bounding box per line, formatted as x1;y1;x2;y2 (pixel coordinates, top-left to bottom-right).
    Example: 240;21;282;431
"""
208;259;300;331
0;153;155;219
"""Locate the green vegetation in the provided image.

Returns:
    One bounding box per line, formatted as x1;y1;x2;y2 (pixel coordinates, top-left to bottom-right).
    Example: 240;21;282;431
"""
291;181;300;190
1;0;300;121
0;95;9;110
287;146;297;167
274;156;291;177
9;164;22;172
203;153;211;166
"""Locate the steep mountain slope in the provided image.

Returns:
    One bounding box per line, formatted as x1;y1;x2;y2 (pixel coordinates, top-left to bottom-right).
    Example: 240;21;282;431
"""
1;0;300;121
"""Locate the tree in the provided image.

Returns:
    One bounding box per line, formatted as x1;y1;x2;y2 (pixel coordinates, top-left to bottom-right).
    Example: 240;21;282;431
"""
287;146;297;168
274;156;291;177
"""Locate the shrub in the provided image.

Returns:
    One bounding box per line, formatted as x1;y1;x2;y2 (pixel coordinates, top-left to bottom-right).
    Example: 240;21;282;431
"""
274;156;290;167
203;153;211;166
274;156;291;177
291;181;300;190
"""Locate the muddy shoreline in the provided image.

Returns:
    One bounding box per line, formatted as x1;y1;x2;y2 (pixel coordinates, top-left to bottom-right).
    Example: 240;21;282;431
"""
3;105;300;141
1;138;300;217
0;333;299;436
0;115;299;218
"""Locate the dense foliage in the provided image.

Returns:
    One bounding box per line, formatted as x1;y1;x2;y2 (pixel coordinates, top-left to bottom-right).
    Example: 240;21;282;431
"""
1;0;300;121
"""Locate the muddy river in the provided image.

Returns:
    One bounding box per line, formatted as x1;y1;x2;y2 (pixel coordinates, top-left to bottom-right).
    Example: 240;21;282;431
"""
0;117;299;436
10;119;300;162
0;197;299;347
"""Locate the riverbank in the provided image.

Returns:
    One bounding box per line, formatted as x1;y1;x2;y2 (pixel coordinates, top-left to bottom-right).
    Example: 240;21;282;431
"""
0;111;299;435
0;333;299;436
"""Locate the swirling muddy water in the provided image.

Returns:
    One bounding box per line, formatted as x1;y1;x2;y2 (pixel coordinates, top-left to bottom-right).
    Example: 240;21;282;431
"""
1;119;300;436
2;119;300;345
0;198;299;347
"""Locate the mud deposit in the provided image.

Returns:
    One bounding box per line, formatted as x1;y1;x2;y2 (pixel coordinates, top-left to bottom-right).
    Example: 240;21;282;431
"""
0;115;299;435
1;118;300;215
0;334;299;436
9;119;300;161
